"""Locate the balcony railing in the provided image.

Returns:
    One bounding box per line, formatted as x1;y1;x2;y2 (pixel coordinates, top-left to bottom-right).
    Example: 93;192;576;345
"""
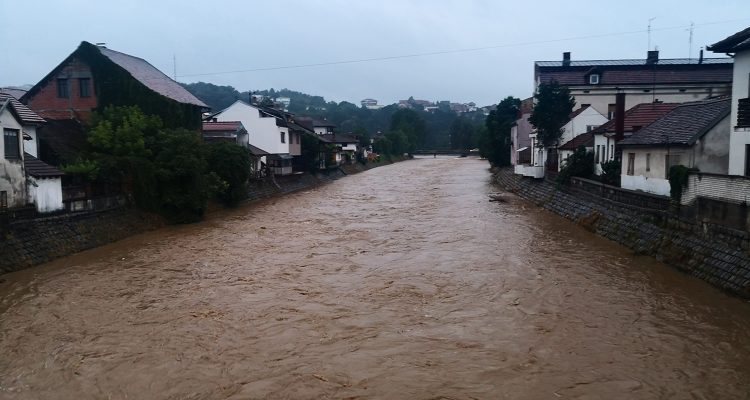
738;98;750;128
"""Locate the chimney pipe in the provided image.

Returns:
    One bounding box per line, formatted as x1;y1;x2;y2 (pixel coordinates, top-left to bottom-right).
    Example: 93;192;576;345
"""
562;52;571;66
614;92;626;142
698;49;704;64
646;50;659;64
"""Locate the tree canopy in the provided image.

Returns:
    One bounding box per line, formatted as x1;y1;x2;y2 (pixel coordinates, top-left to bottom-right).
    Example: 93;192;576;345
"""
479;96;521;167
528;81;575;148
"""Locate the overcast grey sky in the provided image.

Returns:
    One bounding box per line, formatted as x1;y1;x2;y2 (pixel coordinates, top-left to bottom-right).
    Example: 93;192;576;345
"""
1;0;748;106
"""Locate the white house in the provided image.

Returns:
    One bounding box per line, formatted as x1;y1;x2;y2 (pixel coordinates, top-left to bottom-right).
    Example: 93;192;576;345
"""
209;101;301;175
510;97;533;167
618;98;730;196
555;105;607;171
0;92;63;212
708;27;750;176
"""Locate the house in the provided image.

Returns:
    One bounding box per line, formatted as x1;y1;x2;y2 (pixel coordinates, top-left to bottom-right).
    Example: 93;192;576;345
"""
554;105;607;170
208;100;301;175
201;121;268;179
21;41;207;129
708;27;750;176
535;51;733;118
511;98;534;168
1;93;64;213
618;98;730;196
589;101;679;175
518;103;606;177
319;133;360;165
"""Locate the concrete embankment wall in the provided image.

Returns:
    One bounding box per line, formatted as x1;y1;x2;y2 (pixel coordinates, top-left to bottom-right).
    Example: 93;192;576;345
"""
0;158;405;275
494;168;750;298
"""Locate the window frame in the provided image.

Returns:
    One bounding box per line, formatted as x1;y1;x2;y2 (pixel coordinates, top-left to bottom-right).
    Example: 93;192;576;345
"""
280;132;285;143
589;74;600;84
57;78;69;98
79;77;91;98
4;129;21;159
627;153;635;176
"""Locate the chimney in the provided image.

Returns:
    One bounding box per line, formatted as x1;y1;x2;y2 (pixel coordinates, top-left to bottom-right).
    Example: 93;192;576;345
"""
562;52;571;66
698;49;704;64
646;50;659;64
614;92;626;141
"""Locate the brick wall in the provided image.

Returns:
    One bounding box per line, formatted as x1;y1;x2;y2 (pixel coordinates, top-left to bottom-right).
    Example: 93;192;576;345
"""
495;168;750;298
24;57;98;122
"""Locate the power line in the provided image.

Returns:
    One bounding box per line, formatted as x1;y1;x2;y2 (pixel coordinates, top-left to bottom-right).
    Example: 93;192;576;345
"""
177;18;750;78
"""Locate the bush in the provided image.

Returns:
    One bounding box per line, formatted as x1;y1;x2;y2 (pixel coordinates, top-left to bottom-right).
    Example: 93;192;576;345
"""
668;165;691;202
600;159;621;186
557;146;594;184
205;142;252;206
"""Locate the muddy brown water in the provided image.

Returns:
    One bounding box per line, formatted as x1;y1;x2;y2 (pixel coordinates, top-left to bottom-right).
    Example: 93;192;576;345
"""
1;157;750;399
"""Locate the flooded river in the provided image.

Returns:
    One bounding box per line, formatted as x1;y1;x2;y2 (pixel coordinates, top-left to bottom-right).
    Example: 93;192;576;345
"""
1;157;749;399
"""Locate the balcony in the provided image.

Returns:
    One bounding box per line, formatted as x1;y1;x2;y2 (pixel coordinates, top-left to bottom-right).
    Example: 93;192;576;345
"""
738;98;750;128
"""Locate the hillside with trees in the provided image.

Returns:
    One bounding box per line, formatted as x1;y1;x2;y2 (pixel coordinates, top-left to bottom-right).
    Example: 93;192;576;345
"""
182;82;489;151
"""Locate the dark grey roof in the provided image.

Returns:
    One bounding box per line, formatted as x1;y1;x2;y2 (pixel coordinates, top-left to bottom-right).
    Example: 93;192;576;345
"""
535;58;732;67
97;46;208;108
247;144;269;156
0;92;45;124
319;133;358;144
708;27;750;53
24;153;64;178
619;98;730;147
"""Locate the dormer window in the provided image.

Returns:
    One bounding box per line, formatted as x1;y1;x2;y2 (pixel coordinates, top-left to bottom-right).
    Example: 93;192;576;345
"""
589;74;600;84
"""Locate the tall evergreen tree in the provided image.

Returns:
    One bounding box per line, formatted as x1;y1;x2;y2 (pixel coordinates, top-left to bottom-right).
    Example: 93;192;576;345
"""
480;96;520;167
528;81;575;148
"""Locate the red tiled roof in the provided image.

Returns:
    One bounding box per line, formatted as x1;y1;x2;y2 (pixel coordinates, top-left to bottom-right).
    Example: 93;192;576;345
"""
559;132;594;150
591;102;680;136
568;105;589;120
0;92;45;125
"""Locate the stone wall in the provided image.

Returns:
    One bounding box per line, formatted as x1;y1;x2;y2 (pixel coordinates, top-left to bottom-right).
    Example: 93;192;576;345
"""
0;207;163;274
494;168;750;298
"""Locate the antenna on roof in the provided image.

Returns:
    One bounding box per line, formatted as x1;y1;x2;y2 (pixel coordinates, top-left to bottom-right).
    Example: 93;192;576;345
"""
688;22;694;63
173;54;177;81
95;42;107;48
647;17;656;51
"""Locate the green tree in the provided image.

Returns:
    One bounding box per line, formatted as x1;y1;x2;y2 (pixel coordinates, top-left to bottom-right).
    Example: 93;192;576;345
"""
557;146;594;184
480;96;520;167
529;81;575;148
390;108;426;152
449;117;476;151
205;142;252;206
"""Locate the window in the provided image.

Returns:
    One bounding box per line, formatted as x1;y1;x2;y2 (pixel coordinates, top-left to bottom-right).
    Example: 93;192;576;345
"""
586;125;597;132
643;89;651;93
57;78;69;98
79;78;91;97
646;153;651;172
296;133;300;144
627;153;635;176
280;132;285;143
607;104;616;119
4;129;20;159
589;74;600;84
595;145;600;164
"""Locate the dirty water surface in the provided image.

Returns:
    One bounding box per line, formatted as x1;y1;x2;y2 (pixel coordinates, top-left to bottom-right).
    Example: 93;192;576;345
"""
1;157;749;399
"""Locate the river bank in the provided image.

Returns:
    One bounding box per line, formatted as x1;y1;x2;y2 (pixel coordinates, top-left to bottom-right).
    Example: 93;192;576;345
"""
0;157;409;275
493;167;750;298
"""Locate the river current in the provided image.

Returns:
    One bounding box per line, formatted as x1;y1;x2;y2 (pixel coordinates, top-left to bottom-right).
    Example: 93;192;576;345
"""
1;157;749;399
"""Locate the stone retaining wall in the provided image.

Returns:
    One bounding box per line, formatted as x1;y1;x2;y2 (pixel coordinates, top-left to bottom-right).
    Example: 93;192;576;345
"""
494;168;750;298
0;208;163;274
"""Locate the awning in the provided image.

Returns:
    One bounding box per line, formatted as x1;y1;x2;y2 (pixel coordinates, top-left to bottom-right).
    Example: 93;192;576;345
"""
516;147;529;152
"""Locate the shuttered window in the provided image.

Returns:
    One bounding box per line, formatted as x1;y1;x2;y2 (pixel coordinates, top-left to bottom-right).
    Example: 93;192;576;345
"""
4;129;20;159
